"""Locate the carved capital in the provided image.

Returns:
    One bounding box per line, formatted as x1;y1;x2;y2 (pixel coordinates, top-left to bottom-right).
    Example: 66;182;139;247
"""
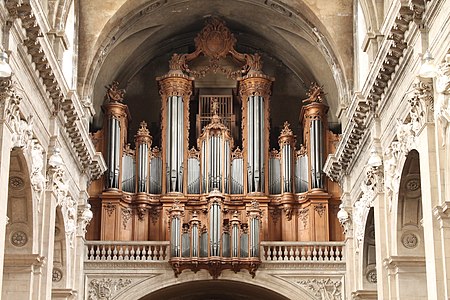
158;75;193;98
239;75;272;99
409;79;434;133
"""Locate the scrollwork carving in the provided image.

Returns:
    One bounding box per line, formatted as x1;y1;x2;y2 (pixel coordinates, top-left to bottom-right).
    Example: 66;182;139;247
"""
88;278;132;300
297;278;342;300
104;81;125;103
121;208;132;229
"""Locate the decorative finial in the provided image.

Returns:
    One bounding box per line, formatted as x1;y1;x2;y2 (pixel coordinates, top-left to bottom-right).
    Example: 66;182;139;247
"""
137;121;150;135
302;82;325;104
280;121;293;136
104;81;125;103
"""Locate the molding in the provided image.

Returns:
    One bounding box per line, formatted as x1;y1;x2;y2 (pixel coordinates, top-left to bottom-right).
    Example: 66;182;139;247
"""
325;4;416;183
4;0;106;181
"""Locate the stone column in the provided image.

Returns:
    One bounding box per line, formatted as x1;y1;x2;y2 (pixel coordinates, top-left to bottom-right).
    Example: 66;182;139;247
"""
0;80;14;296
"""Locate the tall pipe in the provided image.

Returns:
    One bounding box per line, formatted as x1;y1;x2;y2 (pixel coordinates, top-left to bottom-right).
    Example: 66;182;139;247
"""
239;74;272;193
158;74;192;194
135;121;152;193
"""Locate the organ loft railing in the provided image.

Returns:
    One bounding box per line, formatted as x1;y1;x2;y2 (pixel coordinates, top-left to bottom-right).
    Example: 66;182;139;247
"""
87;17;342;279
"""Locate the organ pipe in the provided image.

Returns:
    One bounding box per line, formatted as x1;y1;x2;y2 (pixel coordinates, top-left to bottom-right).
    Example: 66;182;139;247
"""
278;122;296;194
247;201;262;257
158;74;192;194
300;83;329;191
102;81;129;190
168;202;184;257
239;74;273;193
135;121;152;193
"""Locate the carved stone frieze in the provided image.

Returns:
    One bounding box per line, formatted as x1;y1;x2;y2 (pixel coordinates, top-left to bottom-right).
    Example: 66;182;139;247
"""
297;278;342;300
88;278;132;300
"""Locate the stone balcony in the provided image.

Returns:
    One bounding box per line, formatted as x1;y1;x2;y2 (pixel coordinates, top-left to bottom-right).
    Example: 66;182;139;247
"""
84;240;346;299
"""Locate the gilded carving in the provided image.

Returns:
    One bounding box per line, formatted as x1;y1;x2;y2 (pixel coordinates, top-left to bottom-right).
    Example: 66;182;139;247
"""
104;81;125;103
302;82;325;104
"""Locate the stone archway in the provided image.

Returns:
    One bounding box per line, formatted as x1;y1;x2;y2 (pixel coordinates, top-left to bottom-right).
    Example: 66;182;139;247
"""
138;280;289;300
109;270;317;300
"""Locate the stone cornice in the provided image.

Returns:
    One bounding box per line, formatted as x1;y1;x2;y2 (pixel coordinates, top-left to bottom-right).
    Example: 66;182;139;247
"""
5;0;106;180
325;3;417;183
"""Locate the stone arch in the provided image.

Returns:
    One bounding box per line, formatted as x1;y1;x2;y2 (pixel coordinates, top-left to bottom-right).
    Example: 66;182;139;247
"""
358;0;384;33
52;208;68;289
112;270;317;300
2;148;43;298
395;150;424;256
80;0;351;127
362;208;377;288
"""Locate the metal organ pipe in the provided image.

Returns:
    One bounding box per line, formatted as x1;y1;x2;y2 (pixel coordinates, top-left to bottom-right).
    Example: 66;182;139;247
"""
166;96;184;193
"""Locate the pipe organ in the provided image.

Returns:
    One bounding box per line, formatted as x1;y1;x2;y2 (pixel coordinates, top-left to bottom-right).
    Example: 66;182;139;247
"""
88;18;342;278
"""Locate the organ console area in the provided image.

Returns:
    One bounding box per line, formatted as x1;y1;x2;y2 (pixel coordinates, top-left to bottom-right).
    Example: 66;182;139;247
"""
87;18;342;278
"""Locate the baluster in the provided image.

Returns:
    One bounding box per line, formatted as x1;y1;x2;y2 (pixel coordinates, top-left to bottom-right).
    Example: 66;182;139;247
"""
336;246;341;261
318;246;323;261
312;246;317;261
89;245;95;261
159;245;164;261
101;245;106;260
329;245;335;261
295;246;300;261
130;245;135;261
118;245;124;260
95;245;101;261
142;246;148;261
289;246;294;261
300;246;306;261
306;247;311;261
112;245;118;260
136;246;141;261
106;245;112;260
324;246;329;261
283;247;288;261
267;246;272;261
277;246;282;261
341;245;345;261
124;245;130;261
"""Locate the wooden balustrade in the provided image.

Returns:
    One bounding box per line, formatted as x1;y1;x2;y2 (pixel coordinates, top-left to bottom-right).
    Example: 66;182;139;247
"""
85;241;170;262
260;241;345;262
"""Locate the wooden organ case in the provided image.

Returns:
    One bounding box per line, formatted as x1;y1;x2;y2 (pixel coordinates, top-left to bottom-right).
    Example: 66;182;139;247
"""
88;18;343;278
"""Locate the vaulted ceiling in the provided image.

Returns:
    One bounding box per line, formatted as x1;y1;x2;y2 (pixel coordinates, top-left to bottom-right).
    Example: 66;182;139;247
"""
78;0;353;138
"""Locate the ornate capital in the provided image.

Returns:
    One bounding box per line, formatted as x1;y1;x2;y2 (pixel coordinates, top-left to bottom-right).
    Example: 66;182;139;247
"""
409;78;434;133
239;75;273;99
158;75;193;98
